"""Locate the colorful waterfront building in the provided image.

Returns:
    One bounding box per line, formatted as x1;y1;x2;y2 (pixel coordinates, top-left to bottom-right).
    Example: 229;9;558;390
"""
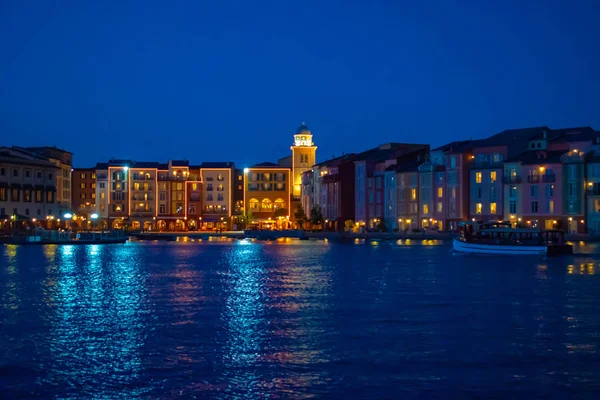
72;167;96;221
417;141;472;231
199;162;235;230
313;154;356;230
389;159;422;232
243;162;291;228
0;148;61;226
503;150;563;230
300;169;314;221
585;140;600;233
354;143;429;229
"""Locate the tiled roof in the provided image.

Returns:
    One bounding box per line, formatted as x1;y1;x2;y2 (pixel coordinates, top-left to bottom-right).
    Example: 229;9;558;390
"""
251;162;284;168
0;152;59;168
432;140;473;152
170;160;189;166
549;127;599;143
133;161;160;168
26;146;73;155
505;150;565;165
474;127;550;147
353;143;429;163
389;159;422;173
314;153;357;167
200;162;234;168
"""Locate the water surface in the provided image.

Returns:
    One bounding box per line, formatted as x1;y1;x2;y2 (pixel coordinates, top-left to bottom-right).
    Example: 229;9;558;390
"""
1;240;600;398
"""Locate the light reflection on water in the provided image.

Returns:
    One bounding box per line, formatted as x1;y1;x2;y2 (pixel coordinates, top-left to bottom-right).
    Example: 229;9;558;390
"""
1;241;600;398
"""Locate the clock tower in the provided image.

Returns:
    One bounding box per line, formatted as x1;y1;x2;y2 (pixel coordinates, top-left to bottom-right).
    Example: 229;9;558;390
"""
290;122;317;198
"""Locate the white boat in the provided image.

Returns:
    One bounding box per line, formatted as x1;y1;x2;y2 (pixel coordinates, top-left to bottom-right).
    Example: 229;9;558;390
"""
452;238;546;255
453;221;571;256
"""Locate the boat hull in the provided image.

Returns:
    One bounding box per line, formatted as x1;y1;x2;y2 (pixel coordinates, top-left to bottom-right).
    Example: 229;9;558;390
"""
453;239;546;255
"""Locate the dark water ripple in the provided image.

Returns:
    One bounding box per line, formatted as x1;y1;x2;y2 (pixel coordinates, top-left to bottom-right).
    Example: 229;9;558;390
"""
1;240;600;398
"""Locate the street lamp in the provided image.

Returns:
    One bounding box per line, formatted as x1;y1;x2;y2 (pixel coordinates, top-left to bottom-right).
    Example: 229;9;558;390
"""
91;213;99;240
243;168;249;174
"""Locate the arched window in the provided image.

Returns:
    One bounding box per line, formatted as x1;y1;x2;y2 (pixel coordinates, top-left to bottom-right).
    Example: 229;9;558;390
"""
262;198;272;210
249;198;259;211
274;198;285;210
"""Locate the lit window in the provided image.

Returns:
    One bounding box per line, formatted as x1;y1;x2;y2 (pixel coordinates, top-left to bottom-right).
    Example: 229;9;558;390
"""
423;204;429;214
192;183;197;190
411;188;416;200
490;171;496;183
490;202;496;214
80;183;85;189
437;187;443;198
476;203;482;214
437;202;442;212
475;172;482;183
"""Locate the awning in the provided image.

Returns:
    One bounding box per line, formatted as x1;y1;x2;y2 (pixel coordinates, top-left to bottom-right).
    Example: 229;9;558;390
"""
10;183;21;189
0;182;8;188
34;185;44;190
46;186;57;192
22;184;34;190
0;213;29;220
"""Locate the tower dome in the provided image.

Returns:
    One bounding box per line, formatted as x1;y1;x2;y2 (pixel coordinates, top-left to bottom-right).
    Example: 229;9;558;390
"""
295;122;311;134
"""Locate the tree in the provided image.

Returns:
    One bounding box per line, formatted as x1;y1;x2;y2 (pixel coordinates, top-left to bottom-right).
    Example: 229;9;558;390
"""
310;205;323;225
294;205;306;227
344;220;355;232
274;208;288;218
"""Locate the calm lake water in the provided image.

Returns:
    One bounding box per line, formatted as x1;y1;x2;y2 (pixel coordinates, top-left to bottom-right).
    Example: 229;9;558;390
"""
1;239;600;399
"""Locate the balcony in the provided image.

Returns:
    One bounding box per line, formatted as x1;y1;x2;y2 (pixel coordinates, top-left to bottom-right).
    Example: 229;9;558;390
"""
131;195;153;201
472;159;503;168
542;174;556;182
561;151;585;163
527;175;540;183
587;187;600;196
502;176;522;184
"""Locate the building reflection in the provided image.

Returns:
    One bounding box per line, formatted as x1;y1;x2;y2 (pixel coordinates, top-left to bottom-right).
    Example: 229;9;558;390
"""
220;242;266;368
216;242;335;395
47;244;148;397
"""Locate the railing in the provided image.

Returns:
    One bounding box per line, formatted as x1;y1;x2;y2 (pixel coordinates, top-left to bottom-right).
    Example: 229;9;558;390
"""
560;153;584;163
587;188;600;196
542;174;556;182
472;160;503;168
131;196;153;201
527;175;540;183
502;176;522;184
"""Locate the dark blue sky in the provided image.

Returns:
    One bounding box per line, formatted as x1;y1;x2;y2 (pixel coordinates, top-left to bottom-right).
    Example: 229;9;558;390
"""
2;0;599;167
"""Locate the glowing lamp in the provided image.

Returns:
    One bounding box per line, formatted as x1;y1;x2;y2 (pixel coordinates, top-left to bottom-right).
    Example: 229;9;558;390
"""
64;213;73;219
243;168;249;173
123;166;129;172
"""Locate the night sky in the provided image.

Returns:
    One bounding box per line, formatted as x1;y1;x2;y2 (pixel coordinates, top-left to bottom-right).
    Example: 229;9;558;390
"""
1;0;599;167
